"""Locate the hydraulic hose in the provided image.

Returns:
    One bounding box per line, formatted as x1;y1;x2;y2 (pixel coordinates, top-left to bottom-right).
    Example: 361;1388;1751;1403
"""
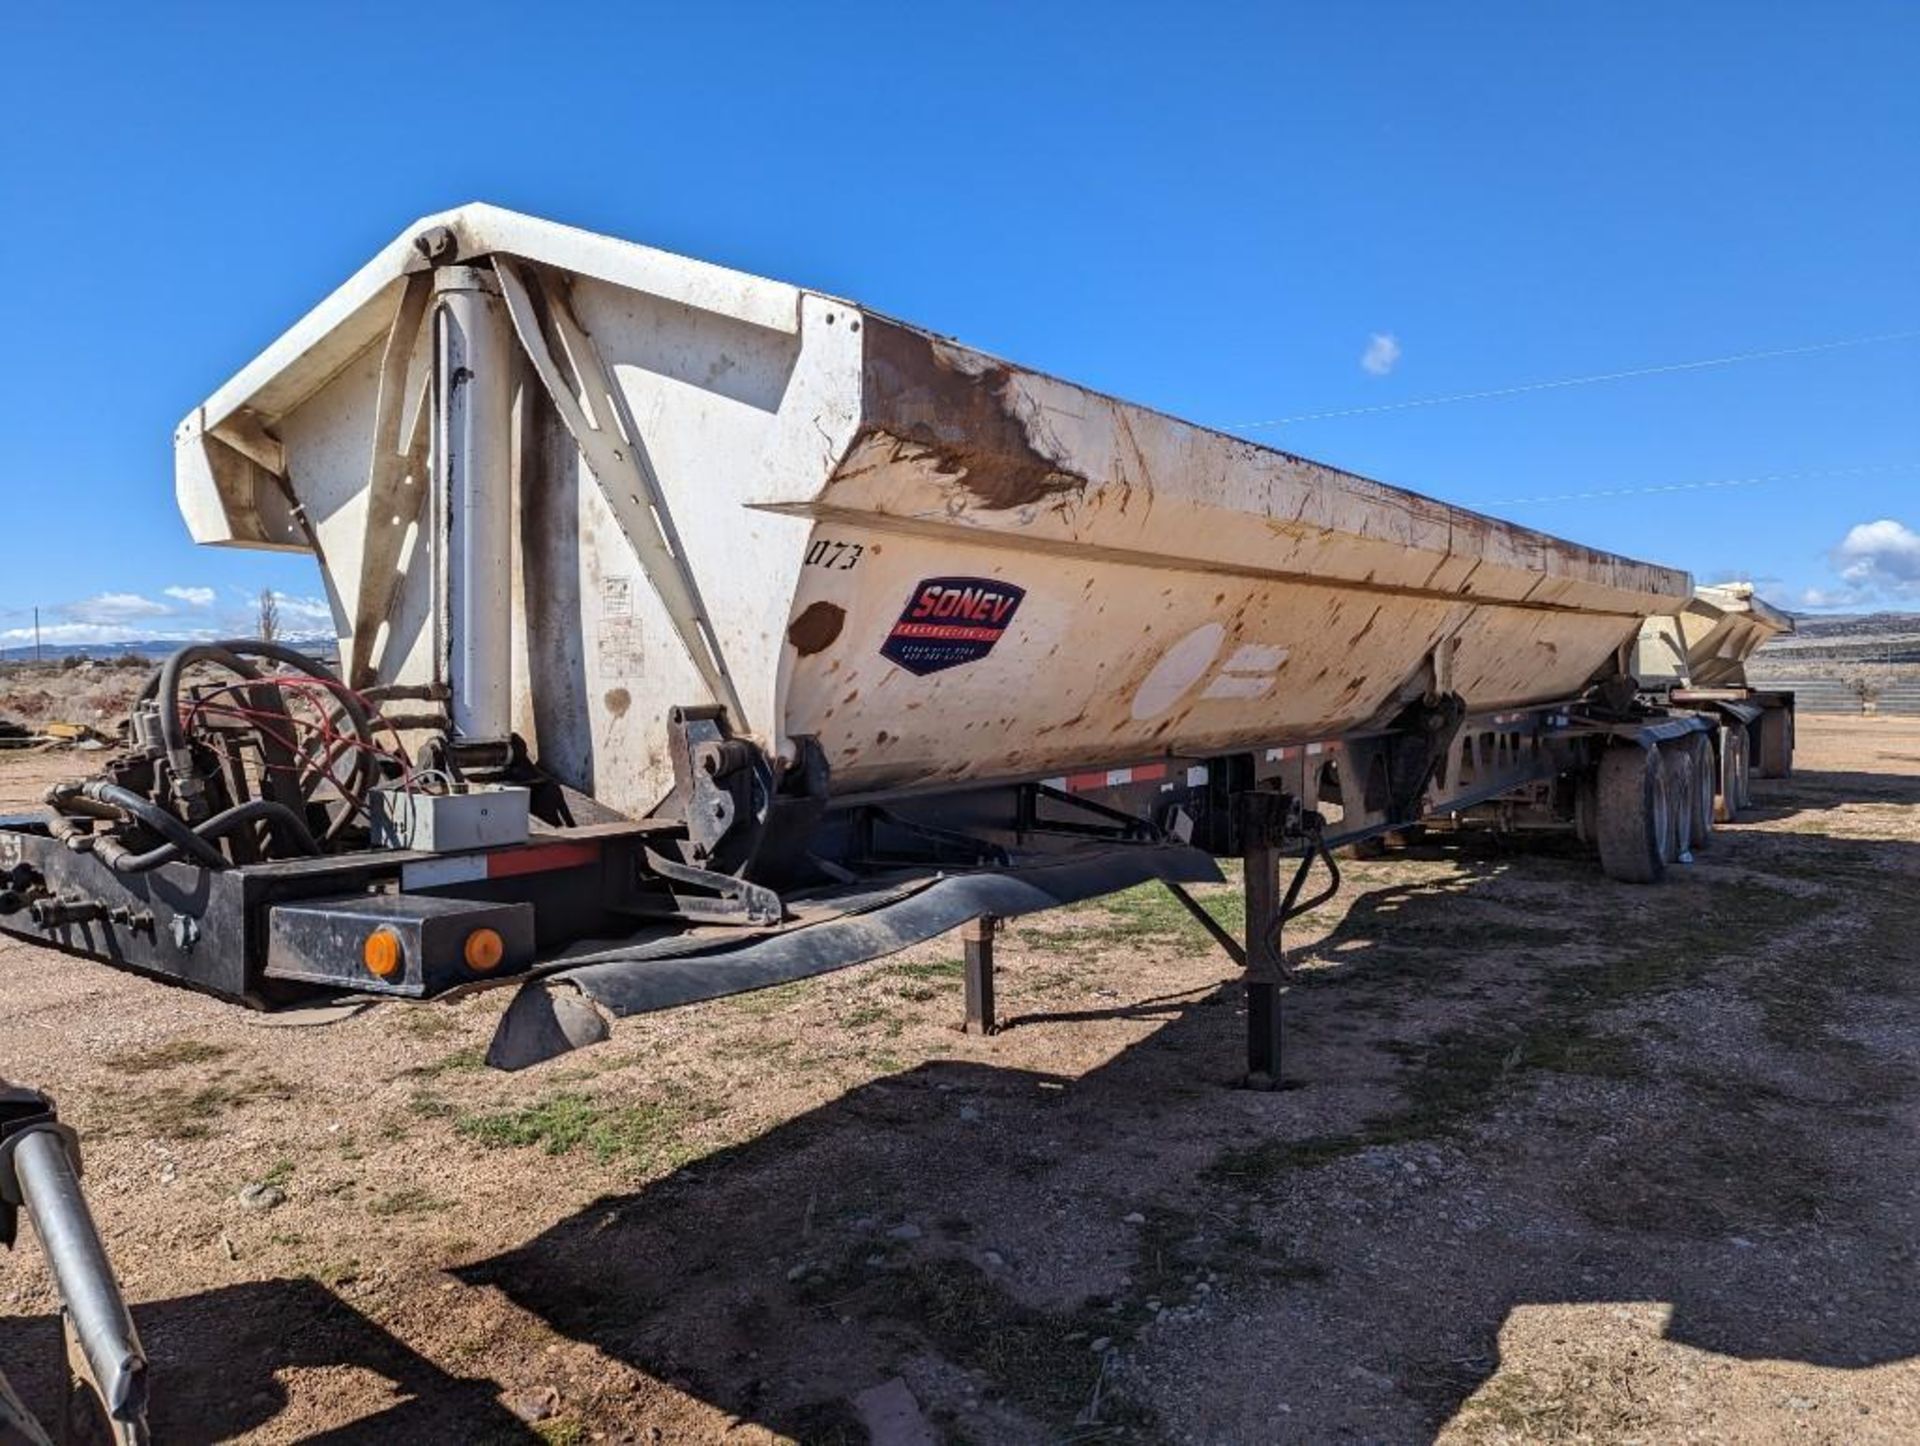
91;799;323;874
141;639;379;838
140;643;265;760
41;784;121;823
74;781;230;870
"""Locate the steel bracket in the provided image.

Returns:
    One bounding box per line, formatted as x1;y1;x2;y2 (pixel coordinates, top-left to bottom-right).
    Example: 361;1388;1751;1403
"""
637;847;783;927
665;707;772;873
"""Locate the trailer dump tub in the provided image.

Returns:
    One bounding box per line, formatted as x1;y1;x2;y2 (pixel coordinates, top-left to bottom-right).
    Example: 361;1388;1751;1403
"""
1632;583;1797;806
4;204;1711;1078
1633;583;1794;691
175;205;1687;807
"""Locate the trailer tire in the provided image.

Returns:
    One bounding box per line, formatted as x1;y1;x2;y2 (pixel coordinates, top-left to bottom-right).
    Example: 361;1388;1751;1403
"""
1573;772;1598;845
1758;706;1793;779
1717;727;1745;822
1662;745;1695;865
1686;733;1715;850
1596;745;1669;884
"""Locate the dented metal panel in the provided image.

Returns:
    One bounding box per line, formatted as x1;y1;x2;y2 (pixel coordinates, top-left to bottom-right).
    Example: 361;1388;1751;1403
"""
176;204;1693;816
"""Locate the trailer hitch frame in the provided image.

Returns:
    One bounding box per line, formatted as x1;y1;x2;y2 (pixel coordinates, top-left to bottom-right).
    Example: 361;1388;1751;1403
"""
0;1084;149;1445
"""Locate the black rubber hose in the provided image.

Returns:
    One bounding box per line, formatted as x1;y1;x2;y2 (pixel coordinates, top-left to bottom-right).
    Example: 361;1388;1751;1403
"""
78;781;230;870
141;644;263;758
96;798;323;874
144;639;379;838
197;799;322;857
206;639;377;742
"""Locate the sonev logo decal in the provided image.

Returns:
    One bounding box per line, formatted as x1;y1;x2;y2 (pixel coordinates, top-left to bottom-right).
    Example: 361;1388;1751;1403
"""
880;577;1026;676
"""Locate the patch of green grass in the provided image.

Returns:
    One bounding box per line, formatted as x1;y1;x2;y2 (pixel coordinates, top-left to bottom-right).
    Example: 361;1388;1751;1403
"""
107;1039;232;1073
881;957;965;1001
408;1046;486;1079
1131;1204;1322;1303
728;981;810;1016
871;1259;1154;1430
388;1008;462;1040
315;1258;361;1288
406;1090;454;1120
842;1002;902;1033
122;1071;294;1139
886;956;965;981
1071;881;1244;951
1205;876;1835;1189
260;1158;294;1188
1578;1116;1833;1237
534;1420;588;1446
367;1186;451;1218
455;1090;712;1169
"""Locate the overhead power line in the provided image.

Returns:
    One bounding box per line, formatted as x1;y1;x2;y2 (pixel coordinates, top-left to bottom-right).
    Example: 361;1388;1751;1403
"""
1465;460;1920;509
1231;328;1920;430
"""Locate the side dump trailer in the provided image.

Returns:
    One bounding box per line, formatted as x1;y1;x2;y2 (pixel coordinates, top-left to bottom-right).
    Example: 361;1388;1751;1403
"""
3;205;1733;1083
1631;583;1796;816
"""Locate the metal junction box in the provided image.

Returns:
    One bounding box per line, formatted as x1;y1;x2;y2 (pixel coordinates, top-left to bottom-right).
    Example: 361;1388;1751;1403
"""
368;785;531;853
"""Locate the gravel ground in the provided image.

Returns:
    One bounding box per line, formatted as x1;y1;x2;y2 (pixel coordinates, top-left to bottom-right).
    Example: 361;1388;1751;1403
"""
0;715;1916;1443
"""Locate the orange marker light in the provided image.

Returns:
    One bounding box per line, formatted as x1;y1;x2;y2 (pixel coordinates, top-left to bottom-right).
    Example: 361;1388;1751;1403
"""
464;926;505;973
363;928;403;979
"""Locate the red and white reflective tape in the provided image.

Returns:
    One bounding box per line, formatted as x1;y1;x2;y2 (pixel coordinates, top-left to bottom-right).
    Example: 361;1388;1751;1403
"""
402;839;601;891
1046;740;1345;797
1044;762;1178;795
1264;739;1344;762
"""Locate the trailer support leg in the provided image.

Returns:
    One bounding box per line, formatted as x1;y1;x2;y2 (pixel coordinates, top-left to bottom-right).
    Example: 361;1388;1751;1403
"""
963;915;998;1035
1242;838;1285;1089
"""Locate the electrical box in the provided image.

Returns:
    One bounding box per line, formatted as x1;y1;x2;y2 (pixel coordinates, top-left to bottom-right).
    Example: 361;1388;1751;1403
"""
368;784;531;853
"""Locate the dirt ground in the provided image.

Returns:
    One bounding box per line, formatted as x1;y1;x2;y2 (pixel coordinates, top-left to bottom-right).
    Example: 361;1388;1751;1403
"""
0;662;148;729
1;714;1916;1444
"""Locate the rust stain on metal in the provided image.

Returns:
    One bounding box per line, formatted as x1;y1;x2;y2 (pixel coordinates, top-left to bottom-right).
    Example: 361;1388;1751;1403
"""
787;601;846;656
603;687;631;716
860;319;1086;511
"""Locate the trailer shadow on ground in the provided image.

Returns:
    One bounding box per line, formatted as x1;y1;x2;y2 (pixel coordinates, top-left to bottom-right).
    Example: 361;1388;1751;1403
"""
2;766;1914;1442
444;768;1920;1440
0;1277;539;1442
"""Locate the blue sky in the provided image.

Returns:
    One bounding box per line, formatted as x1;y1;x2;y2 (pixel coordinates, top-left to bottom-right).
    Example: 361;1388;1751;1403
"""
2;2;1915;647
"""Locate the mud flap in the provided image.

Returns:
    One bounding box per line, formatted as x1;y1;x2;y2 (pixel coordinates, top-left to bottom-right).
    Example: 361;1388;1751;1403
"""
487;844;1223;1070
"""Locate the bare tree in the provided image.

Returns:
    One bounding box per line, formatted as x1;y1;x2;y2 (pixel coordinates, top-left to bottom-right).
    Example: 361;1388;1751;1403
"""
257;589;280;642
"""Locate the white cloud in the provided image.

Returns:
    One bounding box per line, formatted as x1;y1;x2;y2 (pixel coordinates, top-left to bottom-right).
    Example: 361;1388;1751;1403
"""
1832;518;1920;594
64;592;170;625
271;593;335;629
0;621;218;647
1794;585;1867;611
0;585;335;651
1360;332;1402;377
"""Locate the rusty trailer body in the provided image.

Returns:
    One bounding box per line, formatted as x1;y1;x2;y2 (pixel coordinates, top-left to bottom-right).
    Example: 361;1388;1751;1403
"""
175;204;1688;809
3;205;1729;1080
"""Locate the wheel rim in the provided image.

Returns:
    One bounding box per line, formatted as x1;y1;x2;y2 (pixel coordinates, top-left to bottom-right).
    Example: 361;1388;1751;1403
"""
1667;756;1691;860
1650;762;1672;862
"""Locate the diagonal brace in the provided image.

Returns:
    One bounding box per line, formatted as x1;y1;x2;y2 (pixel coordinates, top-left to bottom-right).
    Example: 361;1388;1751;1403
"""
494;256;748;729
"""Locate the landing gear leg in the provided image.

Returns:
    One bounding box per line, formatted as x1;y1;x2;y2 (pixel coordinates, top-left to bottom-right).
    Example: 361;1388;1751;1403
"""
1243;838;1285;1090
962;914;998;1036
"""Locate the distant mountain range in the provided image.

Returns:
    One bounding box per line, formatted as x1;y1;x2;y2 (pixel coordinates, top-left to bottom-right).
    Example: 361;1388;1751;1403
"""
1755;610;1920;673
1774;610;1920;638
0;634;335;665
